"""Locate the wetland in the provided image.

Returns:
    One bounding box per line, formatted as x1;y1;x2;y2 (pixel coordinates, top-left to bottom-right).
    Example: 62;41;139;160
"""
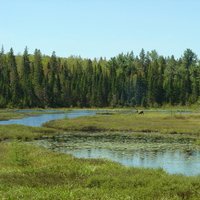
1;108;200;199
35;132;200;176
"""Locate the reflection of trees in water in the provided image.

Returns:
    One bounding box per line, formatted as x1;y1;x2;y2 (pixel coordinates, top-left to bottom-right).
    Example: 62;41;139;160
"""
183;149;194;157
38;133;200;176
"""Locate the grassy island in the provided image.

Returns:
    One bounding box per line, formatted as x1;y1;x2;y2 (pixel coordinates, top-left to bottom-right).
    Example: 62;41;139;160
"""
44;111;200;135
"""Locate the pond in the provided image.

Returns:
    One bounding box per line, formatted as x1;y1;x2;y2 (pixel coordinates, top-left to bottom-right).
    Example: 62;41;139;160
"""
0;110;96;127
1;109;200;176
35;132;200;176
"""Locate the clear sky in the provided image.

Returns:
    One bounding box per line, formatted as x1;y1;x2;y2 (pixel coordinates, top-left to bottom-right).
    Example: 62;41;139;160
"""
0;0;200;58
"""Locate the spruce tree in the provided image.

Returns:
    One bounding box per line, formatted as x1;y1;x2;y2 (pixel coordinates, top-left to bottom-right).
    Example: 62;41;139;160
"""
7;48;21;106
21;47;35;107
33;49;45;106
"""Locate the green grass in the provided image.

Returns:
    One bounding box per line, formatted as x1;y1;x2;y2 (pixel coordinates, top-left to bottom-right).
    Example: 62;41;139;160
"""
0;108;71;121
1;109;200;199
0;125;58;141
0;108;70;141
44;112;200;136
0;142;199;200
0;110;27;120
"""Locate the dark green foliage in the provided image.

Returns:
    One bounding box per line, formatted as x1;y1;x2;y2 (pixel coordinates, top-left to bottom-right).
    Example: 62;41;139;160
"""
33;49;45;107
0;48;200;107
7;48;22;106
20;47;36;107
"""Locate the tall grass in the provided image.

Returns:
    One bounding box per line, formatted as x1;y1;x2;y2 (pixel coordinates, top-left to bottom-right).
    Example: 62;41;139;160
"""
0;125;58;141
44;112;200;136
0;142;200;199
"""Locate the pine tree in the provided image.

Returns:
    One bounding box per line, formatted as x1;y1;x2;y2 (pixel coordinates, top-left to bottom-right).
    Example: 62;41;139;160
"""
0;47;9;107
1;47;200;108
182;49;197;104
163;56;177;104
33;49;45;106
21;47;35;107
7;48;21;106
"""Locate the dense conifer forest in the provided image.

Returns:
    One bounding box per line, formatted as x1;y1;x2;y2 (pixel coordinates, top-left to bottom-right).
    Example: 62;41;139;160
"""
0;47;199;108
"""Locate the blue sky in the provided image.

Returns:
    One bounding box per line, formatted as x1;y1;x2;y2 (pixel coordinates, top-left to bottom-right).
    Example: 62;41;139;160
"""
0;0;200;58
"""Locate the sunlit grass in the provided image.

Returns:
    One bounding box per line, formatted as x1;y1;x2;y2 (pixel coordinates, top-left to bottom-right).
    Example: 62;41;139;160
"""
0;142;200;199
44;112;200;136
0;109;200;199
0;125;58;141
0;109;26;120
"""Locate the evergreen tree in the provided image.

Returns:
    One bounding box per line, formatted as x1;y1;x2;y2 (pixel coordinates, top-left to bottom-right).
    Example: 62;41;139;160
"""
7;48;21;106
33;49;45;106
1;47;200;108
163;56;177;104
182;49;197;104
21;47;35;107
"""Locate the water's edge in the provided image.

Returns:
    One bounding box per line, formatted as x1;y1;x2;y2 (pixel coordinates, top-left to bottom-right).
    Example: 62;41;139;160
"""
34;132;200;176
1;109;200;176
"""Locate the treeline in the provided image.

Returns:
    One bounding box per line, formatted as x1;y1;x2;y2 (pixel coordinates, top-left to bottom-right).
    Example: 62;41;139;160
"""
0;47;199;108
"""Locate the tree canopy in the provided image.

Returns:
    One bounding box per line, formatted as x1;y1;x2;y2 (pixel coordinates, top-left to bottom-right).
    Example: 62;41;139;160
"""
0;47;199;108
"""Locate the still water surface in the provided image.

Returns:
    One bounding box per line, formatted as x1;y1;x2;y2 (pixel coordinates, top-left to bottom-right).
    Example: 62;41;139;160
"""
0;110;96;127
68;148;200;176
0;109;200;176
36;133;200;176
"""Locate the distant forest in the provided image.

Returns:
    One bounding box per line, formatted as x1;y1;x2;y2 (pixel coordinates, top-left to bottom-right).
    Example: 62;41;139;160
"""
0;47;199;108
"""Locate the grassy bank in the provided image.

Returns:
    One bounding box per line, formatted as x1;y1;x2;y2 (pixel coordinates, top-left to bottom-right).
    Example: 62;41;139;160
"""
0;142;199;200
0;109;200;199
0;125;58;141
0;110;27;121
0;108;69;141
0;108;71;121
44;112;200;136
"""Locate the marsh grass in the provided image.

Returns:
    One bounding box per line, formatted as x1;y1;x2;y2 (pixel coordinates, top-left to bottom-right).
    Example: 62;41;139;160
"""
0;142;200;199
0;108;71;121
44;112;200;136
0;125;58;141
0;110;26;120
0;109;200;199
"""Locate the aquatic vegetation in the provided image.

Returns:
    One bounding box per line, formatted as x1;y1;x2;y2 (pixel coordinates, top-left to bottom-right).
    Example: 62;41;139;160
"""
34;132;200;176
1;109;200;199
0;142;200;199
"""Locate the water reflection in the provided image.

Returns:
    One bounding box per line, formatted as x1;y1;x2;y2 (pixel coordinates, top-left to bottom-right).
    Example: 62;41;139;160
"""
0;110;95;127
63;148;200;176
37;134;200;176
1;108;199;176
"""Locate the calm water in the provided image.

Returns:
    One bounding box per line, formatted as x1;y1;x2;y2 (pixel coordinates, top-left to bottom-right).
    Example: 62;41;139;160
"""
1;109;200;176
67;148;200;176
36;133;200;176
0;110;96;127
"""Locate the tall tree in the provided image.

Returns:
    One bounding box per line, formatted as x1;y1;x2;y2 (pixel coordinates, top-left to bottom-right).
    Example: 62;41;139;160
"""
33;49;45;106
7;48;21;106
21;47;35;107
181;49;197;104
